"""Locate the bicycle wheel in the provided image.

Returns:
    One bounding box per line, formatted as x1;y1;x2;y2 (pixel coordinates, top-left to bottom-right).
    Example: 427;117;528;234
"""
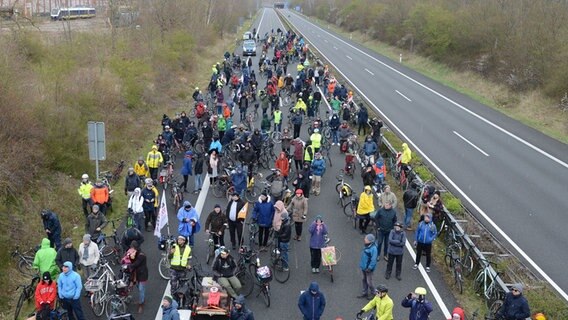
453;263;464;294
472;269;484;294
18;258;36;277
343;201;356;218
212;181;226;198
261;286;271;307
206;243;214;265
488;299;503;315
444;253;454;271
238;270;254;297
158;256;171;280
271;131;282;144
90;290;105;317
105;295;126;318
14;291;25;320
461;251;474;276
272;258;290;283
245;186;261;203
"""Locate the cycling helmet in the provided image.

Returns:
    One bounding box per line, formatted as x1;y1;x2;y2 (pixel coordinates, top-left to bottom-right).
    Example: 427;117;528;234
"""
81;174;89;179
376;284;388;293
145;178;153;185
313;128;319;133
177;235;187;242
195;87;199;90
415;287;427;295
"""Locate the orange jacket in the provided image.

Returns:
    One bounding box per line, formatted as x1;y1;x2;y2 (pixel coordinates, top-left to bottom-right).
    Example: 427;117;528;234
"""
91;185;109;204
35;281;57;311
275;153;290;177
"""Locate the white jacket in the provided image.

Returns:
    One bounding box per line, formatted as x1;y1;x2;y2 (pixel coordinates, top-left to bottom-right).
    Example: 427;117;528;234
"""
128;193;144;213
78;241;100;267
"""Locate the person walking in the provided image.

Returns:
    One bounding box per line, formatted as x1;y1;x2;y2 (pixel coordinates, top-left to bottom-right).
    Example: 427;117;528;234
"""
401;287;433;320
204;204;228;247
287;189;308;241
78;234;100;280
298;281;326;320
402;181;419;230
310;152;326;196
193;152;205;193
251;192;275;251
41;209;62;250
180;151;193;193
57;261;85;320
147;145;164;181
55;238;79;272
161;296;180;320
177;201;201;246
230;295;255;320
496;283;531;320
126;241;148;314
357;285;393;320
385;222;406;280
226;192;247;250
356;186;375;234
33;238;59;280
413;213;437;272
308;215;328;273
375;200;397;261
358;234;378;299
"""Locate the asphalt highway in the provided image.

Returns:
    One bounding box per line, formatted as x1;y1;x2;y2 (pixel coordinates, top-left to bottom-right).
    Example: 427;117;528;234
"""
277;8;568;301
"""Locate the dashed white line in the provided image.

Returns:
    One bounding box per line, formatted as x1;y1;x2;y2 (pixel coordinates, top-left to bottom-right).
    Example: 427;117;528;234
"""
346;55;352;60
453;131;490;157
395;90;412;102
324;39;328;43
364;68;374;76
333;46;338;50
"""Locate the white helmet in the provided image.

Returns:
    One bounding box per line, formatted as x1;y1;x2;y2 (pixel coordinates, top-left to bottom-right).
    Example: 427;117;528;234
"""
81;174;89;179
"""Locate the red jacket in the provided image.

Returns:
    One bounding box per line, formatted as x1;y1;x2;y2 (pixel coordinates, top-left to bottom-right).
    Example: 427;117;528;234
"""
448;307;465;320
275;152;290;177
35;281;57;310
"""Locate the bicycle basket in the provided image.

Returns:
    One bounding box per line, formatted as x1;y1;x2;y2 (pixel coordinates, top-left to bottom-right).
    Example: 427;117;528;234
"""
84;277;104;292
256;266;272;283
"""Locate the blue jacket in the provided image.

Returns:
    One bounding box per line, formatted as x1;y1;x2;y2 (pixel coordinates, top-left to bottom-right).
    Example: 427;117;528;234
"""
363;140;377;156
359;243;378;271
180;153;193;176
401;297;433;320
415;220;437;244
209;140;222;153
310;158;326;176
329;115;340;130
388;229;406;255
57;262;82;300
308;222;328;249
221;128;235;145
42;211;62;240
177;204;201;237
231;170;247;195
358;108;369;124
162;300;180;320
252;196;275;227
298;282;326;320
497;292;530;320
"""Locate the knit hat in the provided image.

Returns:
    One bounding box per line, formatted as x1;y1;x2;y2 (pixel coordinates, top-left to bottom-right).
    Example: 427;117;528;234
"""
214;204;221;209
42;271;52;281
315;215;323;222
511;283;523;294
163;296;173;304
63;238;73;246
365;234;375;242
83;234;91;242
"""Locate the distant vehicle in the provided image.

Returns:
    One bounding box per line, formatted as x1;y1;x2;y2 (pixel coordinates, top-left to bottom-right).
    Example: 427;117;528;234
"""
274;2;285;9
242;39;256;56
243;31;253;40
50;7;96;20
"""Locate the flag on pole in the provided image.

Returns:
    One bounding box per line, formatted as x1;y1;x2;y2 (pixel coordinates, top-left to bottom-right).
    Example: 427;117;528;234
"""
154;192;169;238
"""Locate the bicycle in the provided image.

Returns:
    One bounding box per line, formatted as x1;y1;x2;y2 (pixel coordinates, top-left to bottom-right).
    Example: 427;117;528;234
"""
270;239;290;283
205;230;226;265
158;160;175;190
14;275;39;320
158;235;176;280
98;219;122;265
443;223;474;276
251;263;272;307
335;174;353;208
235;245;256;297
321;236;340;283
356;312;377;320
244;172;262;203
11;246;37;278
343;195;360;229
170;179;184;210
472;258;506;308
445;242;465;294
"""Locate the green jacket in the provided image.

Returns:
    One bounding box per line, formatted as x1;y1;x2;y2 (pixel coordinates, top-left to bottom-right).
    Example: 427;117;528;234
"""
33;238;60;279
362;294;394;320
217;117;227;131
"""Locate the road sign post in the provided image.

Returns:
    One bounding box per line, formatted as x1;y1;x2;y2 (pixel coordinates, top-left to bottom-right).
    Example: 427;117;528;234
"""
87;121;106;180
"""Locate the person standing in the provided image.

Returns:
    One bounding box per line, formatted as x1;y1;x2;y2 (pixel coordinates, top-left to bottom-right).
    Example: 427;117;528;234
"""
33;238;59;280
413;213;437;272
193;152;205;193
90;180;110;215
141;179;159;231
121;223;145;252
128;187;145;231
273;107;282;132
287;189;308;241
204;204;228;247
308;215;328;273
401;287;433;320
385;222;406;280
180;151;193;193
274;152;290;182
55;238;79;272
358;234;378;299
357;285;393;320
34;272;57;318
134;157;150;181
230;295;255;320
177;201;201;247
41;209;62;250
169;235;192;294
402;182;419;230
127;241;148;314
226;193;246;250
356;186;375;234
77;173;93;221
357;105;369;135
375;200;397;261
208;150;220;185
78;234;100;280
310;152;326;196
251;192;275;251
57;261;85;320
161;296;180;320
496;283;531;320
298;281;326;320
231;166;247;197
276;212;292;271
380;185;397;210
86;204;108;242
124;167;141;197
146;145;164;181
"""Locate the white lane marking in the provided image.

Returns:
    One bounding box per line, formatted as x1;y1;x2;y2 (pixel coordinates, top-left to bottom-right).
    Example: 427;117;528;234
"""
453;131;490;157
333;46;338;50
254;9;265;39
324;39;328;43
364;68;374;76
346;55;352;60
194;173;211;219
155;281;171;320
395;90;412;102
276;12;449;318
280;9;568;303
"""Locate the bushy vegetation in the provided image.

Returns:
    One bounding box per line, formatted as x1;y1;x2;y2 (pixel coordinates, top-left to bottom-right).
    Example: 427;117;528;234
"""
0;0;255;314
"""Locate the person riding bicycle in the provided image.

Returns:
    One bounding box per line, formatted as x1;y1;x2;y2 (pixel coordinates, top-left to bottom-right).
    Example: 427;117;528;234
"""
169;235;192;294
239;143;256;179
212;248;241;298
357;285;393;320
373;157;387;189
361;164;377;188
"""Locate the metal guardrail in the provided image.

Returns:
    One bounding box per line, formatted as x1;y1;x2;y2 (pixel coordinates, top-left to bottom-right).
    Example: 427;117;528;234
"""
276;9;512;306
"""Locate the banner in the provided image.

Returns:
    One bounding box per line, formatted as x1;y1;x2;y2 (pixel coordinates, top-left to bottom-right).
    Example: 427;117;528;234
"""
154;192;168;238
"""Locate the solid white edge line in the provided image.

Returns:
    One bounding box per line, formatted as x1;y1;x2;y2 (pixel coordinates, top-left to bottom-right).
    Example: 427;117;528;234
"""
281;9;568;302
395;90;412;102
346;55;353;60
364;68;375;76
253;8;265;39
453;131;490;157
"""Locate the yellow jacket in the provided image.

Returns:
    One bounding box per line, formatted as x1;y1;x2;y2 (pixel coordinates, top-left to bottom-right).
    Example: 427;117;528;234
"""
146;149;163;168
294;100;307;113
77;182;93;199
310;133;322;149
401;143;411;165
134;162;149;178
357;191;375;215
362;294;394;320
